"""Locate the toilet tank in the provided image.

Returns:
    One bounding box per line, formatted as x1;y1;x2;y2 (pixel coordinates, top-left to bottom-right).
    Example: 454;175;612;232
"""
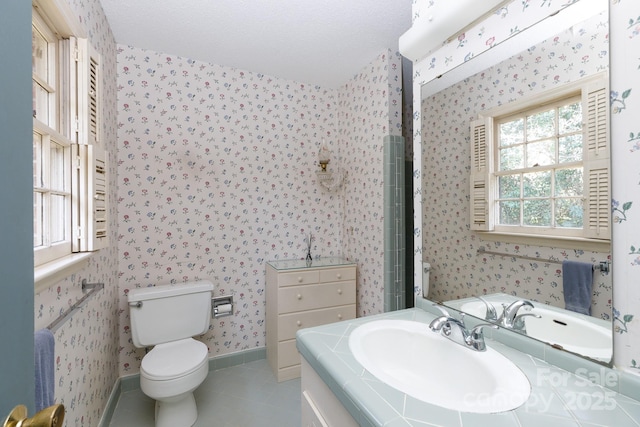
128;281;214;348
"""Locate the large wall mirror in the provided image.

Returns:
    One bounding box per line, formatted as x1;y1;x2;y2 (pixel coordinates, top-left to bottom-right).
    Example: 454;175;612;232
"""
420;0;612;364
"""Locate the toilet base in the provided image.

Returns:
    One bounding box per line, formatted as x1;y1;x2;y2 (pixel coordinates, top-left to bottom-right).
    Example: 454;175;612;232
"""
154;392;198;427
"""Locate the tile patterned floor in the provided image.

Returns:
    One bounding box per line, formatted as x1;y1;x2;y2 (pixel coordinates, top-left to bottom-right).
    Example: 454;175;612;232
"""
108;359;301;427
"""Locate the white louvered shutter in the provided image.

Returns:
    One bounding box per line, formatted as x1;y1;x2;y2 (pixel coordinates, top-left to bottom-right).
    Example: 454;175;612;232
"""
469;117;493;231
71;39;107;252
87;145;108;250
72;131;108;252
88;52;100;145
582;75;610;240
77;39;101;146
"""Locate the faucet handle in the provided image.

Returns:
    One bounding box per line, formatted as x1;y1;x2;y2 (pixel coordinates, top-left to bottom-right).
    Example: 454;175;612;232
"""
429;317;446;332
429;303;451;332
513;312;542;331
474;296;498;322
469;322;499;336
429;304;460;333
466;323;499;351
508;299;535;311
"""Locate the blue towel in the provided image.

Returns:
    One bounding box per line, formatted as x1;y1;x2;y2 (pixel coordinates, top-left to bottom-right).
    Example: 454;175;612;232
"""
34;329;55;411
562;260;594;315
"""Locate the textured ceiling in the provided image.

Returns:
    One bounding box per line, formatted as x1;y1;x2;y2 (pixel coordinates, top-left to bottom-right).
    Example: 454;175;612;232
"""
100;0;413;89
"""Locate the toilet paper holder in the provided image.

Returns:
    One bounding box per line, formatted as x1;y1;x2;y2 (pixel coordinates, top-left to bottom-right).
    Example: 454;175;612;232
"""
212;295;234;318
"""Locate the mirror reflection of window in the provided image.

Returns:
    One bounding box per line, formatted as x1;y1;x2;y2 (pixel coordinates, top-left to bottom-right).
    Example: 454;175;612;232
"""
496;97;584;229
469;73;610;241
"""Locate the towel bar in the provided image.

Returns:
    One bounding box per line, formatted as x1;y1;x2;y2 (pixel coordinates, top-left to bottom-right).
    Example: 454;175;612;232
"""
476;248;610;273
46;281;104;332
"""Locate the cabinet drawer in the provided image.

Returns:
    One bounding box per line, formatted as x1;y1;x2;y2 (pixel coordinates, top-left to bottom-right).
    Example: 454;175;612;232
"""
278;270;320;287
319;267;356;283
277;339;300;368
278;305;356;341
278;281;356;314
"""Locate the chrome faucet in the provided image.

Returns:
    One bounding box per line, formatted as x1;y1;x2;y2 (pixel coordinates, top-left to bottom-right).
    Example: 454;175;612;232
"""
497;300;541;332
429;305;497;351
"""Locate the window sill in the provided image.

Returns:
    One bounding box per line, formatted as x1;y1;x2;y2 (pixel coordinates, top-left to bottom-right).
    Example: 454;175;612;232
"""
476;232;611;253
34;252;93;293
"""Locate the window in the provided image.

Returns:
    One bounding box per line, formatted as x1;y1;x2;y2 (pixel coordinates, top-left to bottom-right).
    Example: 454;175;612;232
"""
32;2;107;271
470;72;610;243
32;6;74;266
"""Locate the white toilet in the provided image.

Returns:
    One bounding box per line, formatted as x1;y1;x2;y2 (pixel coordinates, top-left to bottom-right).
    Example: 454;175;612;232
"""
128;281;214;427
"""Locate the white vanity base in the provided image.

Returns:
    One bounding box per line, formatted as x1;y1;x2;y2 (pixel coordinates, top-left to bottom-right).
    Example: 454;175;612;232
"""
301;358;358;427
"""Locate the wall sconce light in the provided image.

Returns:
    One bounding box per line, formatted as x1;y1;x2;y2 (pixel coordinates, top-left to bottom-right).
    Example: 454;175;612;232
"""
316;140;344;191
318;141;331;172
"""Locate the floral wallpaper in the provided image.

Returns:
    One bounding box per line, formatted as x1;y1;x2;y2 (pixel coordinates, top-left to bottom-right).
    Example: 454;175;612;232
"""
115;46;401;375
32;0;120;425
340;50;404;316
412;0;640;377
421;11;612;319
610;0;640;375
27;0;402;420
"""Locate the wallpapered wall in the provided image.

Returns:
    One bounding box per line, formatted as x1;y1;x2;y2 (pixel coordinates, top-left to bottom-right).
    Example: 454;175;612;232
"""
32;0;120;425
610;0;640;376
412;0;640;376
116;46;402;375
422;11;612;319
29;0;402;423
340;52;404;316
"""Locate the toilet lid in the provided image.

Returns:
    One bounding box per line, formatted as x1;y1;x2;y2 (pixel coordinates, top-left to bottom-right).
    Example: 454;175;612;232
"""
141;338;208;380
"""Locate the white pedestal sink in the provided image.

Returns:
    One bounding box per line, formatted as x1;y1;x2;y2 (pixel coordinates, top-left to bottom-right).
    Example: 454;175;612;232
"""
348;319;531;413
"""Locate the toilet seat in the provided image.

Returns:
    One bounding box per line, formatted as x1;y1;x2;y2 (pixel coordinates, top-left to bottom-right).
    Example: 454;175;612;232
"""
141;338;208;381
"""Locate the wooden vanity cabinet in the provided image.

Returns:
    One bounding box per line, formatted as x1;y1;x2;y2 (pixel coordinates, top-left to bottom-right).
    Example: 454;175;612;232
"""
266;258;356;382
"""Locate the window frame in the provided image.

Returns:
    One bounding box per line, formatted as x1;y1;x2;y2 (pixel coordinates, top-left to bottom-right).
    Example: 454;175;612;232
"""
32;5;74;266
493;94;585;238
469;72;610;249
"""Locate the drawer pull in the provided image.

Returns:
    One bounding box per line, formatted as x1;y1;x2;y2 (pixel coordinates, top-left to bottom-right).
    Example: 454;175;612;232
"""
297;320;302;327
297;294;302;300
297;276;303;283
336;273;342;279
337;314;342;320
337;289;342;295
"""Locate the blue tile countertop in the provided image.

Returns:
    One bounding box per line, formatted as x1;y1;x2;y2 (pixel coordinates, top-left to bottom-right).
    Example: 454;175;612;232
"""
296;308;640;427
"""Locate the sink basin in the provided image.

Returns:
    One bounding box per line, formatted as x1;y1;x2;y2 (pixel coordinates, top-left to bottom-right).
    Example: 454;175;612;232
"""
460;300;612;361
348;319;531;413
524;307;611;359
